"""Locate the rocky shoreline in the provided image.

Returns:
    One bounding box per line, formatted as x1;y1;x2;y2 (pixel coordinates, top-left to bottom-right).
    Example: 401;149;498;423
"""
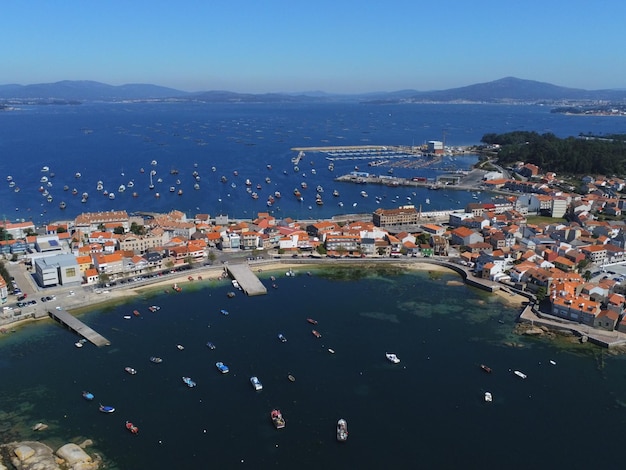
0;439;101;470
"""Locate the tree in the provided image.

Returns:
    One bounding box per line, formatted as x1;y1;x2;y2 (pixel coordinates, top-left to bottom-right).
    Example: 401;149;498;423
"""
583;270;592;282
113;226;125;235
536;286;548;301
98;272;110;286
130;222;146;236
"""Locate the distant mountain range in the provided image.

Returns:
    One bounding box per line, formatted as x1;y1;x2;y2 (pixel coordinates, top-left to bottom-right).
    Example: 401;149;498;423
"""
1;77;625;104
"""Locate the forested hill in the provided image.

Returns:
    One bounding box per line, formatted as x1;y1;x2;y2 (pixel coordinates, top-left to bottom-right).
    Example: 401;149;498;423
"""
480;131;626;176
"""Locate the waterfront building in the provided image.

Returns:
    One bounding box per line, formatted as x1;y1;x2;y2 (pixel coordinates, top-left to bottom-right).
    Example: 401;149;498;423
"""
33;253;82;287
372;207;419;227
74;210;130;235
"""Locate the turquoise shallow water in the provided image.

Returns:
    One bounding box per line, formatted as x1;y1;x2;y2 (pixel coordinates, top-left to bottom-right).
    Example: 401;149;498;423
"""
1;267;624;469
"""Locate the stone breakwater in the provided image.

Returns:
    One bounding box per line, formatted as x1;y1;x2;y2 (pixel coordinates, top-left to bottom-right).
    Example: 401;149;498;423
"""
1;440;101;470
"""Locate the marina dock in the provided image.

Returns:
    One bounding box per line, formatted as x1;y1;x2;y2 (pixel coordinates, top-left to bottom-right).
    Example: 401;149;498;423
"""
226;264;268;296
49;310;110;346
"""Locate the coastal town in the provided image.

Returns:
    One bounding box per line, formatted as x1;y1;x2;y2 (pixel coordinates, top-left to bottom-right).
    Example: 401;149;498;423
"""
3;156;626;349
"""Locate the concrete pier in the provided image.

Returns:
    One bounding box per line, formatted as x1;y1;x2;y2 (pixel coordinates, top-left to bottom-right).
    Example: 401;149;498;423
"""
226;264;268;296
49;310;110;346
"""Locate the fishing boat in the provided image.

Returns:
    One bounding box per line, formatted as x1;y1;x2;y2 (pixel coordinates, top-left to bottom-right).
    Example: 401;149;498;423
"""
386;353;400;364
206;342;216;350
514;370;527;379
125;421;139;434
307;318;318;325
82;391;94;401
480;364;492;373
149;356;163;363
125;367;137;375
278;333;287;343
337;419;348;442
271;409;286;429
99;404;115;413
182;376;196;387
312;330;322;338
250;376;263;391
484;391;493;402
216;362;230;374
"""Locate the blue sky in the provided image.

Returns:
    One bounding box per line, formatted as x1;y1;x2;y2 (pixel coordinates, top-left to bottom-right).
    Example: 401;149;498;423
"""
3;0;625;93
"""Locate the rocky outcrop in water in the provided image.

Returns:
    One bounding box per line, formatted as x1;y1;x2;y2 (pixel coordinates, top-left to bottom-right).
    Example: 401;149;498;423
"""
1;440;101;470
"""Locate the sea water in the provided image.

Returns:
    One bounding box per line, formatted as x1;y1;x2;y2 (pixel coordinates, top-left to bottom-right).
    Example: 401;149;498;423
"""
0;268;623;469
1;102;624;226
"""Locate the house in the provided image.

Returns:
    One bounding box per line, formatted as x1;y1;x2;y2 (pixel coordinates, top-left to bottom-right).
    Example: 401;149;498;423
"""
450;227;483;246
594;310;619;331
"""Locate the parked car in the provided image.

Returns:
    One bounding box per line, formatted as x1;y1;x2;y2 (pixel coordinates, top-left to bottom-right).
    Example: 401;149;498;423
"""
17;295;27;301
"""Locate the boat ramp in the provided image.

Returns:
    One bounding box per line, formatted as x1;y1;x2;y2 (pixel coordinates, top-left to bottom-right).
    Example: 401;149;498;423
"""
225;264;268;296
49;309;110;347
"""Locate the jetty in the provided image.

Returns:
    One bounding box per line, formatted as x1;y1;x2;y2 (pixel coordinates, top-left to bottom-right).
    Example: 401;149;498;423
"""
49;310;110;346
225;264;268;296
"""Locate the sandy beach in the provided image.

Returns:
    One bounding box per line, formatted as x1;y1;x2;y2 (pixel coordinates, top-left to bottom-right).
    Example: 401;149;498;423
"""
1;259;509;332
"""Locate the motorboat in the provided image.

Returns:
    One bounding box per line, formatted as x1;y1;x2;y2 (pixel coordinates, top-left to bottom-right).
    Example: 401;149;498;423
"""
133;310;140;316
75;341;84;348
125;367;137;375
177;344;185;350
480;364;492;373
220;309;229;315
82;391;94;401
206;342;216;350
125;421;139;434
182;376;196;387
287;374;296;382
337;419;348;442
312;330;322;338
149;356;163;363
99;404;115;413
271;409;285;429
514;370;527;379
216;362;230;374
484;392;493;402
278;333;287;343
307;318;318;325
148;305;160;312
328;348;335;354
227;291;236;298
386;353;400;364
250;376;263;391
549;360;557;365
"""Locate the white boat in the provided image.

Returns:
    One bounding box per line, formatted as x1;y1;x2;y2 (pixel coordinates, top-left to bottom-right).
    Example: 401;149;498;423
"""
337;419;348;442
549;360;557;365
250;376;263;391
514;370;527;379
484;391;493;402
108;192;115;200
386;352;400;364
176;344;184;350
118;184;126;192
41;166;49;172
